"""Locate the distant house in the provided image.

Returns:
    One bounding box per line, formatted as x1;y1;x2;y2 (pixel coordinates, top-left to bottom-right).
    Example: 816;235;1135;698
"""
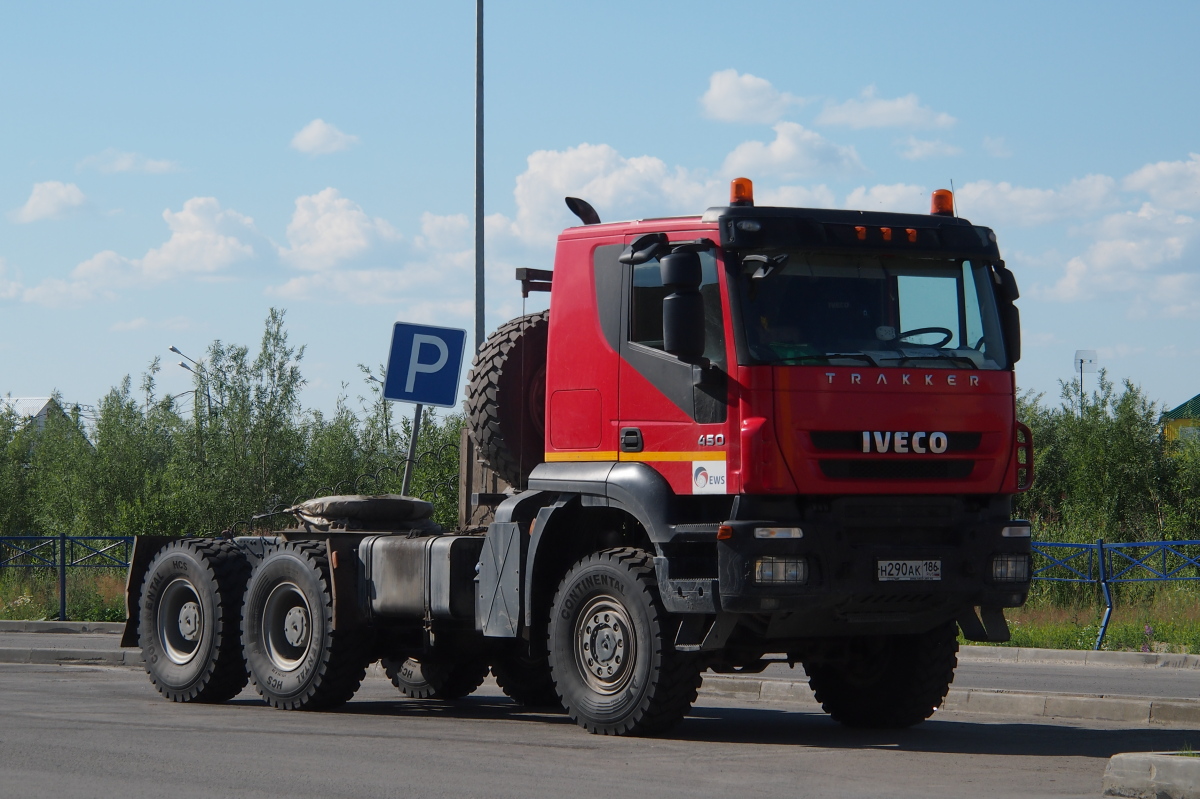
1163;393;1200;442
0;397;59;433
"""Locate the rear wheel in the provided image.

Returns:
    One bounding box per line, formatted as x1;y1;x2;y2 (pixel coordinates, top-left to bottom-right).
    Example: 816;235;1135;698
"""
548;548;703;735
242;541;369;710
382;655;490;700
803;620;959;728
491;639;561;708
139;539;250;703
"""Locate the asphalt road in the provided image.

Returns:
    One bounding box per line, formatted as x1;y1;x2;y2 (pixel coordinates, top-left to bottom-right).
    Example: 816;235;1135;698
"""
0;663;1194;799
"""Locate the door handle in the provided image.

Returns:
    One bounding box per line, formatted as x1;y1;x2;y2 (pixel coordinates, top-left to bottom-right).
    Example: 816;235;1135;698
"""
619;427;643;453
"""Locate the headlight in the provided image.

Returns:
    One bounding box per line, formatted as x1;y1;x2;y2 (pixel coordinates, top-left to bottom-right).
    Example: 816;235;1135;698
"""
991;554;1030;582
754;557;808;584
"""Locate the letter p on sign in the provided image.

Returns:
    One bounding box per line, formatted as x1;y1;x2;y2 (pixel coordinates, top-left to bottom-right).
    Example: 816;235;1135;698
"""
383;323;467;408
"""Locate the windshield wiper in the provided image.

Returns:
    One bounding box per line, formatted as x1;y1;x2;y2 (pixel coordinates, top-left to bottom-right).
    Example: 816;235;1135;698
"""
894;354;977;368
766;352;880;366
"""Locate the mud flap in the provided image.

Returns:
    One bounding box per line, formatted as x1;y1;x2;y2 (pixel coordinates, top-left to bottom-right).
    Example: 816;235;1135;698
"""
957;605;1011;643
477;522;522;637
120;536;172;648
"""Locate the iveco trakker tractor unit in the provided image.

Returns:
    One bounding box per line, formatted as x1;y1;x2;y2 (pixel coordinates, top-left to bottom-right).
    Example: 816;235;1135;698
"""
124;178;1032;736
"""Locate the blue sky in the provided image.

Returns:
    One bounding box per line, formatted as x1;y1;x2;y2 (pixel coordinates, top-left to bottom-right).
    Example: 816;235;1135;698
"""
3;1;1199;417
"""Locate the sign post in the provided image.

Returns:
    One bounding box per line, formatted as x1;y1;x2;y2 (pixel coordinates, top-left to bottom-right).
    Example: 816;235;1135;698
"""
1073;349;1098;414
383;323;468;495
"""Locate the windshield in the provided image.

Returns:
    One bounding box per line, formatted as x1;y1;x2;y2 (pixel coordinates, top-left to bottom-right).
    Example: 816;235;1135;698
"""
733;251;1008;369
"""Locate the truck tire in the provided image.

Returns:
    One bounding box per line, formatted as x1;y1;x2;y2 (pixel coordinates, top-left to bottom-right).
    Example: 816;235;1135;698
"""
491;640;561;708
804;620;959;728
382;656;490;700
547;547;703;735
242;541;369;710
138;539;251;703
465;311;548;488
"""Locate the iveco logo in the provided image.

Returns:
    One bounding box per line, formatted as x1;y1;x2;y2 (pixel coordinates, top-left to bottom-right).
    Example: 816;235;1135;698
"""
862;431;949;454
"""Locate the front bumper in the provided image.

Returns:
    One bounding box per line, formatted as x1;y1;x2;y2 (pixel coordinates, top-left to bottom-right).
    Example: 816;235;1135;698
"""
656;517;1030;637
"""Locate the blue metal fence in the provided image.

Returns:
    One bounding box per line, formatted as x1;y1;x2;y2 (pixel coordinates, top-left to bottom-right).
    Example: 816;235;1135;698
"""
1031;539;1200;649
2;535;1198;644
0;535;133;620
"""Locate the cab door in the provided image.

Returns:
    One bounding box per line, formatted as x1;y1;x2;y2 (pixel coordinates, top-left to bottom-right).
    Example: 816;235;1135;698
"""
616;234;731;495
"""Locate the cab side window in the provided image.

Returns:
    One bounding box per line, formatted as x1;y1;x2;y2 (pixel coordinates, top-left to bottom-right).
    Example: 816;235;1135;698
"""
629;251;726;368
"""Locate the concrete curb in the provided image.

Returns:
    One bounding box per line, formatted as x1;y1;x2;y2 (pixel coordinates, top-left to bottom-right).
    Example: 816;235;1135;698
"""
700;674;1200;728
0;620;125;634
960;645;1200;670
0;647;143;668
1104;752;1200;798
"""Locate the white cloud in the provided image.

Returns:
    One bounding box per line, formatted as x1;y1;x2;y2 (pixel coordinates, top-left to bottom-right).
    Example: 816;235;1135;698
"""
1124;153;1200;211
816;86;956;129
110;316;191;332
721;122;863;181
1040;203;1200;316
953;174;1118;227
0;258;22;300
414;212;470;251
78;149;179;174
1097;344;1147;359
22;197;255;307
141;198;256;280
843;183;929;213
700;69;804;124
14;181;86;223
983;136;1012;158
278;188;399;270
110;318;148;331
756;184;836;208
495;143;720;245
290;119;359;155
899;137;961;161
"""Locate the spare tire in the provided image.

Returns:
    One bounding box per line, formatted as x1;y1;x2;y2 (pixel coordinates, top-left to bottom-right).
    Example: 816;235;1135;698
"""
466;311;548;488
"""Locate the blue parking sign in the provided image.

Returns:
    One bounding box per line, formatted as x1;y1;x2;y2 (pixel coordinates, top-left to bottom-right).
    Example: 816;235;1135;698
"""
383;322;468;408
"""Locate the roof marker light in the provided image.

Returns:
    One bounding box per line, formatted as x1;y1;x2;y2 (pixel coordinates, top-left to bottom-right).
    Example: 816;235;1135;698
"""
881;227;892;242
931;189;955;216
854;225;867;240
730;177;754;207
906;228;918;243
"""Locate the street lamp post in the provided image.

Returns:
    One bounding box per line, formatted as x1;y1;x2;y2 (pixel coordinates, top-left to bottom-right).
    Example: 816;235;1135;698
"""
475;0;485;352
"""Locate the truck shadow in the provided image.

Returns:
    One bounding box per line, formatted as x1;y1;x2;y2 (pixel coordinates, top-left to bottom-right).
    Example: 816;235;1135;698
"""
254;693;1199;759
674;703;1197;758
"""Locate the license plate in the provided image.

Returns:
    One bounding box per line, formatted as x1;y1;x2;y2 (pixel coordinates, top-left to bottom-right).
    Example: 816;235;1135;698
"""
877;559;942;581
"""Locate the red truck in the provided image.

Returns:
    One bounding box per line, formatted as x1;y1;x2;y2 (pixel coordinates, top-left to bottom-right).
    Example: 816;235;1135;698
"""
124;178;1032;737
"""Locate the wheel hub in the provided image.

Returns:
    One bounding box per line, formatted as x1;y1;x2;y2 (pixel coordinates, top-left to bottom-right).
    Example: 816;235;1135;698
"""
177;602;201;642
262;581;312;672
574;597;635;695
157;578;203;666
283;606;308;648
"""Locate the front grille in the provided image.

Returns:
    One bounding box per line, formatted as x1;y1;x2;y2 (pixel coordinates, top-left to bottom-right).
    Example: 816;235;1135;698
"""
820;460;975;479
811;431;982;452
839;498;956;524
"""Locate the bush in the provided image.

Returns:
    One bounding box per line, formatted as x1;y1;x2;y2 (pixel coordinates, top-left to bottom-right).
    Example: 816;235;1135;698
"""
0;309;465;539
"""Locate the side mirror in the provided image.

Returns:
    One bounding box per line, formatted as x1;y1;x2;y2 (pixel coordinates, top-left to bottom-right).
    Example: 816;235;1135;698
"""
660;251;705;360
994;264;1020;303
993;265;1021;364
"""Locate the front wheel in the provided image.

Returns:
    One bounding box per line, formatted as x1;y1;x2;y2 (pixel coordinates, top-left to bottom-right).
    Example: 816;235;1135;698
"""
548;548;702;736
803;620;959;728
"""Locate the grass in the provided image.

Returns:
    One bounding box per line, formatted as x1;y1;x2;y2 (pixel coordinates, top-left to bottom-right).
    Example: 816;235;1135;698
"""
0;569;126;622
963;584;1200;653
